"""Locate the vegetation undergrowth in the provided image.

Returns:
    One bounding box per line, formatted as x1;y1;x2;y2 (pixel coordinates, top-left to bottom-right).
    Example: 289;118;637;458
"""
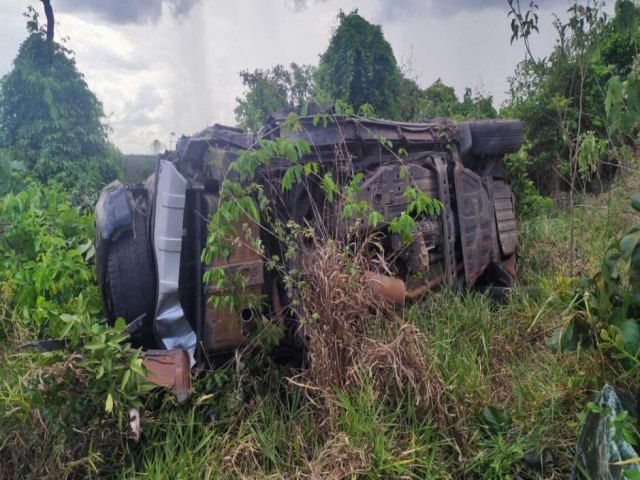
3;1;640;479
0;154;636;479
0;184;151;479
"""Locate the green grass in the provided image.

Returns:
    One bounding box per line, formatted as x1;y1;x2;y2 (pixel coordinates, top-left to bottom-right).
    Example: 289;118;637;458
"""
1;178;638;479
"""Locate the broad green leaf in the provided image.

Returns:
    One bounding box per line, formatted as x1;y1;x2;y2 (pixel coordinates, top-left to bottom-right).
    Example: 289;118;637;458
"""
368;210;384;227
620;319;640;357
483;405;513;433
60;313;76;323
281;168;294;192
120;370;131;391
622;469;640;479
620;231;640;261
59;321;74;339
105;393;114;413
606;75;623;124
84;340;105;350
322;173;337;202
77;241;91;255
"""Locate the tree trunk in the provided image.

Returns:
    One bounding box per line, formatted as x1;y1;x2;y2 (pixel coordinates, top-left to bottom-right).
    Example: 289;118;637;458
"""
40;0;54;42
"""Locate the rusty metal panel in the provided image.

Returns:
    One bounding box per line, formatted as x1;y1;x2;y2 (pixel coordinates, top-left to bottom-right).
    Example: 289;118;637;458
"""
203;283;261;353
202;214;263;354
142;349;191;403
481;176;502;266
351;116;451;144
454;164;494;284
431;155;457;287
493;179;517;256
287;117;446;149
356;163;439;222
498;254;517;282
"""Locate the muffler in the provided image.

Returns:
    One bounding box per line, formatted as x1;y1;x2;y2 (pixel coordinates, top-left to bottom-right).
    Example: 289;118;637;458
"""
364;272;406;307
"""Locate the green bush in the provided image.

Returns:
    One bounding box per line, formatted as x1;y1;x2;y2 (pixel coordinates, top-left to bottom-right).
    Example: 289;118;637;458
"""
544;194;640;378
0;184;148;431
0;183;97;332
505;146;553;218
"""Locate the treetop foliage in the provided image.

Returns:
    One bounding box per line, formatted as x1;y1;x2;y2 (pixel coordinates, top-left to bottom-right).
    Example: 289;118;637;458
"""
316;10;402;120
504;0;640;195
234;10;498;131
0;7;120;197
234;63;315;135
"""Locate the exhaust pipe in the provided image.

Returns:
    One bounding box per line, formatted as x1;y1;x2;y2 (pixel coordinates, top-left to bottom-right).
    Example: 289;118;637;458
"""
240;308;254;323
364;272;406;307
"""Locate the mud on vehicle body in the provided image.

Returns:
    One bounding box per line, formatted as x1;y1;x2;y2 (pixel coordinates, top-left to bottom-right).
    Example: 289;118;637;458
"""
95;106;522;367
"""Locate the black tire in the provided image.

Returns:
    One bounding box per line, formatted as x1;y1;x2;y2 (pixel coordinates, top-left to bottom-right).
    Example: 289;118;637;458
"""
464;120;523;156
104;193;157;348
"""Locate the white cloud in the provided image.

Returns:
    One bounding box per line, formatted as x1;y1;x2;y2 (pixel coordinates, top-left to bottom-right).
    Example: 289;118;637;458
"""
56;0;201;25
0;0;614;153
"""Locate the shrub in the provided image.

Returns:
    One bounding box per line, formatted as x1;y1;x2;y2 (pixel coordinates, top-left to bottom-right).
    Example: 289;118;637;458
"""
0;184;149;478
505;145;553;218
544;194;640;377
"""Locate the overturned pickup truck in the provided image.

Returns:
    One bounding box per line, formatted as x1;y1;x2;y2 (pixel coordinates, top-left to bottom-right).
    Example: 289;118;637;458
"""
95;106;521;370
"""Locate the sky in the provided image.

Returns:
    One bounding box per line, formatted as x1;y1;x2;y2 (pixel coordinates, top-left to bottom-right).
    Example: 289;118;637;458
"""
0;0;613;153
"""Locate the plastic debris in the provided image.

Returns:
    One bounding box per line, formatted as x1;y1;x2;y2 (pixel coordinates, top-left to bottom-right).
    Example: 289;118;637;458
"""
571;384;640;479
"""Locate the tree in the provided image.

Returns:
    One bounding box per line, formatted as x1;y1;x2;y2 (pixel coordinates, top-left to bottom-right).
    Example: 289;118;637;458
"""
150;139;165;154
505;0;640;274
0;6;120;195
401;79;497;121
316;10;402;119
602;0;640;135
423;79;459;117
235;63;315;135
458;87;497;119
398;76;427;121
504;0;637;196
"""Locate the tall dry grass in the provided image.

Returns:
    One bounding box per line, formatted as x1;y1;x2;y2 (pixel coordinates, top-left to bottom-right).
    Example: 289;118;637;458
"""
294;237;458;431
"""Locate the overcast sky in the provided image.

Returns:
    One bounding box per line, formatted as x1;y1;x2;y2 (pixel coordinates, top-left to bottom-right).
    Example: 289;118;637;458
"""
0;0;614;153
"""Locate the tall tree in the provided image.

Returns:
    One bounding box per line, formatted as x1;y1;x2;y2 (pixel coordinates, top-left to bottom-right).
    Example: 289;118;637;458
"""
458;87;497;119
316;10;402;119
0;7;120;194
402;79;497;121
423;79;459;117
234;63;315;135
398;76;426;121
